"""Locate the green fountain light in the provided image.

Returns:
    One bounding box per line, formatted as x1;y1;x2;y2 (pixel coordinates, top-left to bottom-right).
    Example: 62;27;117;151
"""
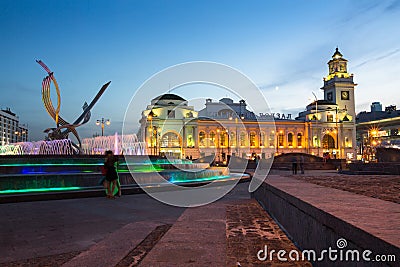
0;187;82;194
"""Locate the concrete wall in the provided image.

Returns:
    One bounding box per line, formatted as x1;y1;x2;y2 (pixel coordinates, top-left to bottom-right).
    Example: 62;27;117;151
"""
253;182;398;266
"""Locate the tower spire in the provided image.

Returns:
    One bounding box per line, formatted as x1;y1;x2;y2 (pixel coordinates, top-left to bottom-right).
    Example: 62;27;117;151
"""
332;47;343;59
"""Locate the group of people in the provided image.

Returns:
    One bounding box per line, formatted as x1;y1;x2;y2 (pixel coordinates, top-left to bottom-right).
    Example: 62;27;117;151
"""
101;150;121;199
291;155;305;175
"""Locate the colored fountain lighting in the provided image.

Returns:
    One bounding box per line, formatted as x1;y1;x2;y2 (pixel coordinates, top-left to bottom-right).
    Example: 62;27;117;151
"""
0;187;82;194
170;175;232;184
0;163;103;167
118;166;164;173
0;155;247;200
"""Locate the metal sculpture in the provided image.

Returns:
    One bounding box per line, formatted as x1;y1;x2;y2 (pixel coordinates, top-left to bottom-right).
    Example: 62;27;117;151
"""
36;60;111;151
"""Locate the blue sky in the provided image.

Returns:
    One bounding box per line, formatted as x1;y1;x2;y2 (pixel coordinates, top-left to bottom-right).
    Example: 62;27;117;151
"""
1;0;400;141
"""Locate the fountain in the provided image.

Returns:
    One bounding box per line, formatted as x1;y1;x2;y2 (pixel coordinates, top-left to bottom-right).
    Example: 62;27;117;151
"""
81;133;146;155
0;139;77;155
0;133;146;156
0;155;249;197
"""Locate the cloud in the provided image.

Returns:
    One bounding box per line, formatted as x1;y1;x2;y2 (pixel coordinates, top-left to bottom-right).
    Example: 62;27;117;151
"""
352;48;400;69
385;0;400;12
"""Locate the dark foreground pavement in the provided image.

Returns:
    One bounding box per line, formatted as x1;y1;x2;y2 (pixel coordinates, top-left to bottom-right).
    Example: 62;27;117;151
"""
0;191;185;264
1;181;309;266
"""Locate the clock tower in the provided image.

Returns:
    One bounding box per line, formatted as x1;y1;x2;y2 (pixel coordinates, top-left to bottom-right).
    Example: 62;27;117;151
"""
320;47;357;159
321;47;357;118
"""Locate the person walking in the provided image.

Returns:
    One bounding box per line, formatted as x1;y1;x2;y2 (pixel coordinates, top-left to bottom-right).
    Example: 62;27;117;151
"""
300;155;305;174
291;156;298;175
104;150;121;198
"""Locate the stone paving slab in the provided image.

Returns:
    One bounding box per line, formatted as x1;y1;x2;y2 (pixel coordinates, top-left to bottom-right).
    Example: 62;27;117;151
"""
115;224;171;266
62;221;160;267
139;198;309;266
139;203;227;266
226;200;311;267
0;251;81;267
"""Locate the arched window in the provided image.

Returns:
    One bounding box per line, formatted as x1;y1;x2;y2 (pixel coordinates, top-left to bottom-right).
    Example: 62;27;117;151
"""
199;131;206;147
209;131;216;147
322;134;335;149
220;132;228;147
250;132;256;147
297;133;303;147
230;132;236;147
278;131;284;147
240;132;246;147
161;132;181;148
287;133;293;147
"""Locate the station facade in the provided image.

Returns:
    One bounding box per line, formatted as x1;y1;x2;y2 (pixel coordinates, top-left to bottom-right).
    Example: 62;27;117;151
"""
139;49;357;160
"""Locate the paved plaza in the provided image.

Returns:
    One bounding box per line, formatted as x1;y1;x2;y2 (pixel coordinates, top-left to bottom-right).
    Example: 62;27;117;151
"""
289;171;400;204
0;189;185;265
1;171;399;266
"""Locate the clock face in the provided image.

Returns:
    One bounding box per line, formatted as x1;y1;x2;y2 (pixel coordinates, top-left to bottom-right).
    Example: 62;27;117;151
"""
341;91;349;100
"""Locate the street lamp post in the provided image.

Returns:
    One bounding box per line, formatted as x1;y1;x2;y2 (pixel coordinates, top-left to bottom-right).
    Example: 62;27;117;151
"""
157;127;161;156
96;118;110;136
152;126;158;156
311;92;318;157
226;129;230;160
147;113;153;155
235;117;239;156
216;128;220;162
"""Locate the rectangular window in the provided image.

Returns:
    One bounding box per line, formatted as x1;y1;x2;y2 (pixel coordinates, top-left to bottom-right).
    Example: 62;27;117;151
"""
327;114;334;122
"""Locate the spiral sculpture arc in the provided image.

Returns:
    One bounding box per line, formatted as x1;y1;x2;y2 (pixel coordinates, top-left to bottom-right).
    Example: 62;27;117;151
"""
36;60;111;152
